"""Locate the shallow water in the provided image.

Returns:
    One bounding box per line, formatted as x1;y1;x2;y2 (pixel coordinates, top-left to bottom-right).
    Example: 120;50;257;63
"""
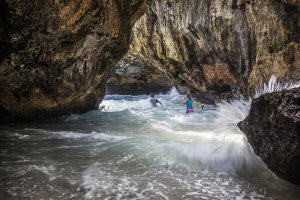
1;88;299;200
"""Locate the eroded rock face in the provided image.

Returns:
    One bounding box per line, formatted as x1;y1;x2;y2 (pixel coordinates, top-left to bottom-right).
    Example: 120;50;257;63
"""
238;87;300;184
113;0;299;102
0;0;146;120
1;0;299;120
106;53;173;95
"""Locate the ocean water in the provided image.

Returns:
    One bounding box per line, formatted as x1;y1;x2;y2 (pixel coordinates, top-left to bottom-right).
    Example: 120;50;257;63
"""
1;85;300;199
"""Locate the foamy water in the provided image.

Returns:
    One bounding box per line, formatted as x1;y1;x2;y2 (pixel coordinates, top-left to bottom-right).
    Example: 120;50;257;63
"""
255;75;300;98
1;81;299;199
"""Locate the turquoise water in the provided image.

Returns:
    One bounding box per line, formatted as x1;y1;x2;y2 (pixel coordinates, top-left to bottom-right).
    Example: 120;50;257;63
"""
1;88;299;199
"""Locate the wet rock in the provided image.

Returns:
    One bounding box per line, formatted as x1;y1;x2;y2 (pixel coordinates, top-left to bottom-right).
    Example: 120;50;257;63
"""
117;0;299;102
1;0;299;120
0;0;146;121
238;87;300;184
106;53;173;95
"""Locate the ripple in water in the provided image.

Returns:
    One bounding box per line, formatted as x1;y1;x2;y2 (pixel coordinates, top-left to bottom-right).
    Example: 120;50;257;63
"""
1;78;300;199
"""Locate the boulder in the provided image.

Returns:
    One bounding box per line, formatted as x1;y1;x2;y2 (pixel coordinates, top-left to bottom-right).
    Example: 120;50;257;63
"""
238;87;300;184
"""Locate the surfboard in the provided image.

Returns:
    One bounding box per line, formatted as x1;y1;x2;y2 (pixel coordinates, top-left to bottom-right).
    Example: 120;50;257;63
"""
193;102;204;108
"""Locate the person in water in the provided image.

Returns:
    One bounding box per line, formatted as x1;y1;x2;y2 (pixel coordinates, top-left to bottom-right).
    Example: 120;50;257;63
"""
150;94;163;107
182;93;194;114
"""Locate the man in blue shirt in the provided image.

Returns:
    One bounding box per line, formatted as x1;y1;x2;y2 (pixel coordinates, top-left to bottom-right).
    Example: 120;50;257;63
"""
150;94;163;107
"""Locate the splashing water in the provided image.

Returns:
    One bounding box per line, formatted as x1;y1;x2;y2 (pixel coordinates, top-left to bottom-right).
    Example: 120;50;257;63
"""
0;83;299;199
214;98;251;129
214;75;300;128
255;75;300;98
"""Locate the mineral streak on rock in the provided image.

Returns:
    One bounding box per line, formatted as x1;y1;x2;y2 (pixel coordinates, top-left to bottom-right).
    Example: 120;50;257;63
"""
0;0;147;121
238;87;300;184
112;0;299;102
0;0;299;119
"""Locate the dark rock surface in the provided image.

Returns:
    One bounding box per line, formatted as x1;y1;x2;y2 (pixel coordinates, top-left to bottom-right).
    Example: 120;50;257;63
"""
114;0;300;102
0;0;146;121
106;53;173;95
238;87;300;184
1;0;299;120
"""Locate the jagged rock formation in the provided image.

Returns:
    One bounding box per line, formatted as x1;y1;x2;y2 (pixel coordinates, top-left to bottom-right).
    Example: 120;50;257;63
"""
1;0;299;120
106;53;173;95
0;0;146;120
238;87;300;184
110;0;299;102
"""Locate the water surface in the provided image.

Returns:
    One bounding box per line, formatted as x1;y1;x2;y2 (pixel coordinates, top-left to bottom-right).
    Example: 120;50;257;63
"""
1;88;299;200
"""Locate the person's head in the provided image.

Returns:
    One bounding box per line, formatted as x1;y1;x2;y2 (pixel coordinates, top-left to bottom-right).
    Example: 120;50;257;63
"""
186;93;191;100
151;94;154;98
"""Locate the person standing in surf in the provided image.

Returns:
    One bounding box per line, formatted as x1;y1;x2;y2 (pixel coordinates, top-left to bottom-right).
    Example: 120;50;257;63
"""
182;93;194;114
150;94;163;107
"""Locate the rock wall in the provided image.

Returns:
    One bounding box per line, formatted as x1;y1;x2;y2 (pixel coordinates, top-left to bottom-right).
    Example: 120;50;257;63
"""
112;0;299;102
106;53;173;95
0;0;146;120
1;0;299;119
238;87;300;184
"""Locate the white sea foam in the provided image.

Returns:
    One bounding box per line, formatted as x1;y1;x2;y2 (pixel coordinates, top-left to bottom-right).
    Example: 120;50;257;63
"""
162;132;262;173
51;131;129;141
100;98;151;112
255;75;300;98
214;98;251;129
167;87;180;97
196;75;299;173
213;74;299;129
64;114;79;122
13;165;54;177
13;133;30;139
2;83;298;200
81;165;142;200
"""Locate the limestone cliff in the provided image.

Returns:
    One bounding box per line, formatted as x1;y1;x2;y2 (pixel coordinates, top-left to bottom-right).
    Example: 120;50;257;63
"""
238;87;300;184
1;0;299;120
106;53;173;95
111;0;299;102
0;0;146;120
